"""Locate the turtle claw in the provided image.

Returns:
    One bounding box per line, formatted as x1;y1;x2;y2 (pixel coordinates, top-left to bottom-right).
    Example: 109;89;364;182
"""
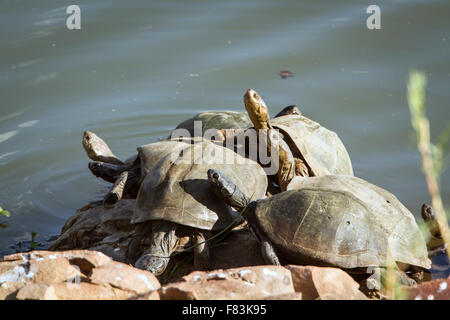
135;254;170;276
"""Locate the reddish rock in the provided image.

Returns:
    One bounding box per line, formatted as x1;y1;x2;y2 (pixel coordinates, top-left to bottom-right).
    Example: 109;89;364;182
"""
0;250;161;300
401;277;450;300
16;282;133;300
286;265;367;300
49;200;136;263
159;265;295;300
131;290;160;300
263;293;303;300
89;261;160;294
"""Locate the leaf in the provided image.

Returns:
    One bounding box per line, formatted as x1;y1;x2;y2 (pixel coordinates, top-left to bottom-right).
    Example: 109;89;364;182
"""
0;206;10;218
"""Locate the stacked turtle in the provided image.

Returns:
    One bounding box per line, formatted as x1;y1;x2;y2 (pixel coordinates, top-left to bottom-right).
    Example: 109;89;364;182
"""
81;106;298;276
81;89;436;297
205;89;433;294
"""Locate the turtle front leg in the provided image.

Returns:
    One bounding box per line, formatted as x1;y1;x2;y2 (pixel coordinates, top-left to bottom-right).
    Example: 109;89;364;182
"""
261;239;281;265
193;232;210;271
135;221;179;276
255;228;280;265
103;169;140;207
104;171;129;208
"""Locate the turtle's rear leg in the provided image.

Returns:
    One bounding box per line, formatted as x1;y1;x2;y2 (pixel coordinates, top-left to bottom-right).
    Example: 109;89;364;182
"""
193;232;210;271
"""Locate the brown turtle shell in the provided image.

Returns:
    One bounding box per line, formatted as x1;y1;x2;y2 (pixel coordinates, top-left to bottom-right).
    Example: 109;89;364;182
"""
250;175;430;270
169;111;252;139
270;115;354;177
133;138;267;231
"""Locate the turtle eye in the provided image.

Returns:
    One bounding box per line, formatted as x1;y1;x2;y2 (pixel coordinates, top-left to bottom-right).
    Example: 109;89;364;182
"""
220;187;231;197
213;173;219;180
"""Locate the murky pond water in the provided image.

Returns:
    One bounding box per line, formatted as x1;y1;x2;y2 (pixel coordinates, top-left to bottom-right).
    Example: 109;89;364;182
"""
0;1;449;275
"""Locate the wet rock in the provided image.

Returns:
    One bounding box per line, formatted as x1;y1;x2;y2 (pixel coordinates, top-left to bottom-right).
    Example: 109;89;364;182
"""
286;265;368;300
400;277;450;300
0;250;160;300
49;200;136;263
159;265;295;300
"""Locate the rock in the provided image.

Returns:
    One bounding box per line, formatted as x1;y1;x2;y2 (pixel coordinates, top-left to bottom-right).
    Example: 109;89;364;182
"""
50;200;266;280
131;290;160;300
159;265;295;300
400;277;450;300
16;282;133;300
286;265;368;300
49;200;136;263
89;261;160;295
0;250;161;300
263;292;303;300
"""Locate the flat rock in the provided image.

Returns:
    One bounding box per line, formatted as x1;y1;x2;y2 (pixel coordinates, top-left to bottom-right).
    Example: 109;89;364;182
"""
0;250;161;300
159;265;295;300
90;261;160;294
400;276;450;300
286;265;368;300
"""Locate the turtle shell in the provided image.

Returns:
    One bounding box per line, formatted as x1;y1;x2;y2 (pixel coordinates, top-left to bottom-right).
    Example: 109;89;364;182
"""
250;175;430;269
136;140;188;176
270;115;353;176
132;137;267;231
169;111;252;139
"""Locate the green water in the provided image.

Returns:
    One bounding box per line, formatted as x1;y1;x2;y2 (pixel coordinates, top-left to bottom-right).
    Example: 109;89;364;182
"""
0;0;449;270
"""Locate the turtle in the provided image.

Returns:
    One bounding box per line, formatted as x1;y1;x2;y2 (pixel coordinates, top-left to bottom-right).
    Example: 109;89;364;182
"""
82;131;189;207
169;107;301;143
169;111;252;139
129;137;268;276
421;204;446;255
242;89;354;186
207;168;432;291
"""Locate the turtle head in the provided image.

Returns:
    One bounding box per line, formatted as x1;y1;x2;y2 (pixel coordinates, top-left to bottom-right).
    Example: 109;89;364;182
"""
243;89;271;130
274;105;301;118
421;204;435;222
207;169;236;201
82;130;122;164
88;161;124;183
207;169;250;213
82;131;99;156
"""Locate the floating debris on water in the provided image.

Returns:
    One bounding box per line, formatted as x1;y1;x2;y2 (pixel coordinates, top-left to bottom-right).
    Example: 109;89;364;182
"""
278;70;294;79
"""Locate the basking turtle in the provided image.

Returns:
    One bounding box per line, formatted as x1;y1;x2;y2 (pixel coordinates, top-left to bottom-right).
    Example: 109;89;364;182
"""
421;204;446;254
207;168;431;288
130;137;268;276
243;89;354;183
169;111;252;139
82;131;188;206
170;107;301;142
